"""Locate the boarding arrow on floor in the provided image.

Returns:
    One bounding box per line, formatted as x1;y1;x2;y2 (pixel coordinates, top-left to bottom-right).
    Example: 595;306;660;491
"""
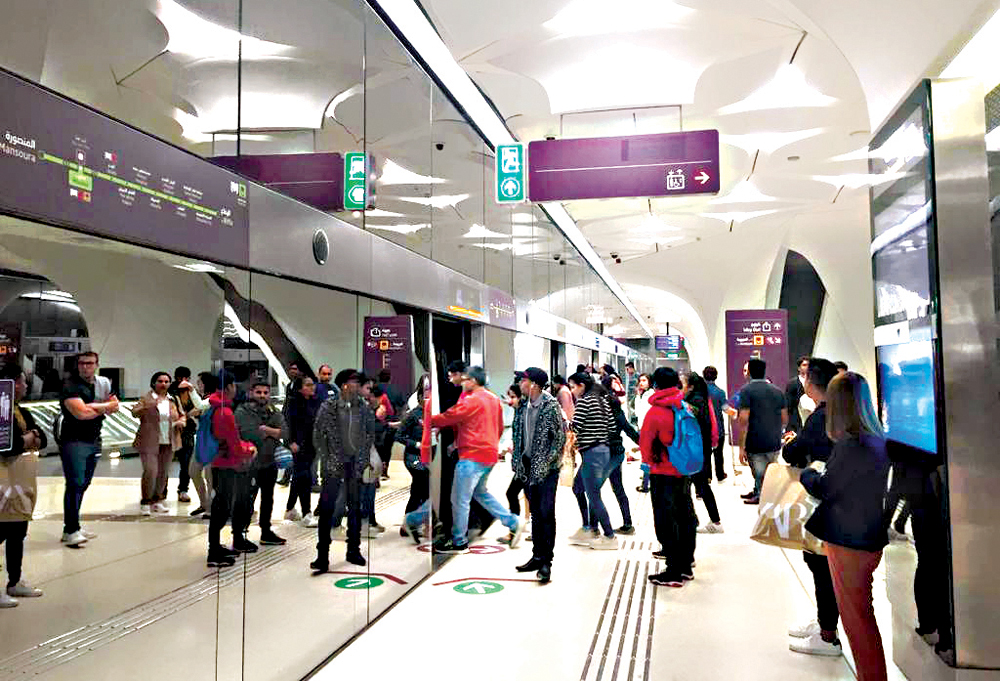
454;581;504;595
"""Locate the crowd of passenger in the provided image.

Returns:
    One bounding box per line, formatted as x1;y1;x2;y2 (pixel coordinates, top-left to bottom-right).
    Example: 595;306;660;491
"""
0;349;927;679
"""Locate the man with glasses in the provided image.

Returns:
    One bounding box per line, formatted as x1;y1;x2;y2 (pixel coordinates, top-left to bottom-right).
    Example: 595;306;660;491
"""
59;352;120;547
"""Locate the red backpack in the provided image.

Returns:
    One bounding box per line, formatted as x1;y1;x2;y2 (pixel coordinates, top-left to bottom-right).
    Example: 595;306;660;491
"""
708;400;720;449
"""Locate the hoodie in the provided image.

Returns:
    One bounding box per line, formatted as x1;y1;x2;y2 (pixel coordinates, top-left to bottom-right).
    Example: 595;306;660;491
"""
209;392;256;469
639;387;685;477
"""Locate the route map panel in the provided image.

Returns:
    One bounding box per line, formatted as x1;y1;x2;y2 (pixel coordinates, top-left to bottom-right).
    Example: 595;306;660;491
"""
0;68;249;265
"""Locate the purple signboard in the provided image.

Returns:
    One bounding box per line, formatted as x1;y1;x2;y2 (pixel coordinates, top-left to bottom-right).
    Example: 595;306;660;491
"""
527;129;720;202
725;309;789;404
212;153;344;212
0;379;12;452
0;68;249;266
363;316;414;400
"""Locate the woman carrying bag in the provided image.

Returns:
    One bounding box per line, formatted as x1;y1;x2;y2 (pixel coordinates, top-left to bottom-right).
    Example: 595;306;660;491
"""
800;372;890;681
131;372;186;516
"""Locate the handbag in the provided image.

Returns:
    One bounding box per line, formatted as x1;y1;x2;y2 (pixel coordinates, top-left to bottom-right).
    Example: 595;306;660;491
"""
559;430;577;487
750;463;825;554
362;444;384;484
273;445;293;471
0;453;39;521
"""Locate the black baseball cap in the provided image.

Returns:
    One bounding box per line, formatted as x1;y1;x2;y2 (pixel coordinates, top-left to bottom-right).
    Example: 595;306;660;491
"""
523;367;548;387
514;370;527;382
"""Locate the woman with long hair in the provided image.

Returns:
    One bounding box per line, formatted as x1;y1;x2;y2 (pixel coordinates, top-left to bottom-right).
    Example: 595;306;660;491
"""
284;375;320;527
566;372;617;550
131;372;186;516
396;375;430;538
800;372;890;681
683;372;723;533
635;373;653;492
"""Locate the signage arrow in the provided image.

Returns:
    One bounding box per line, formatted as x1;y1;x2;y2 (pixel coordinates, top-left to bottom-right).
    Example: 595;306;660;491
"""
463;582;489;594
695;170;711;185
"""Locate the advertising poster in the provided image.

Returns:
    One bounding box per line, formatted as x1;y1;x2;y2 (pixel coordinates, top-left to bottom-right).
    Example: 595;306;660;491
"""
724;310;789;445
362;316;414;398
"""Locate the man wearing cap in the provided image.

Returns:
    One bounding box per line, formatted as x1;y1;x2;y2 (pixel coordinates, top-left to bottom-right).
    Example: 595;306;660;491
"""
511;367;565;583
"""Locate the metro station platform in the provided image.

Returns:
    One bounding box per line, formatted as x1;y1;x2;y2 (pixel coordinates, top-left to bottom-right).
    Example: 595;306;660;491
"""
2;454;908;681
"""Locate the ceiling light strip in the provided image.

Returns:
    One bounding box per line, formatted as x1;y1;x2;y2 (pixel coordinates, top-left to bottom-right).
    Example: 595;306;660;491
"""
367;0;653;338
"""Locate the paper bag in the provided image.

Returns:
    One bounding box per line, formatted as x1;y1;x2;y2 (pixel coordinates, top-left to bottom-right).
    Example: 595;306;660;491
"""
0;453;38;522
750;463;825;555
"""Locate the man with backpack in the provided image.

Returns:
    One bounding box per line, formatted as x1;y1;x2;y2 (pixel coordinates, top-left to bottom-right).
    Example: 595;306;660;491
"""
639;367;698;588
203;371;258;568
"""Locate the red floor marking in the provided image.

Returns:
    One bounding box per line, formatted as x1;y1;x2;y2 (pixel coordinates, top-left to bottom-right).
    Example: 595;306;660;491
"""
328;570;408;585
432;577;539;586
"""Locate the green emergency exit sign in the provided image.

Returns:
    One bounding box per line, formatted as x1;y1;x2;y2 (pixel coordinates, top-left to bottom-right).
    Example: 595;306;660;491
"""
495;144;525;204
344;152;367;211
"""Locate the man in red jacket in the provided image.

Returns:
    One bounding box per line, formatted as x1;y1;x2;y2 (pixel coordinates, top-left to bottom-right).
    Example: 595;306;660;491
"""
429;366;525;554
640;367;697;588
207;371;257;568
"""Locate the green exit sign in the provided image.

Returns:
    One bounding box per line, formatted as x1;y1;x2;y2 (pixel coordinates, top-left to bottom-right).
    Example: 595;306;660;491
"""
495;144;525;204
344;152;367;211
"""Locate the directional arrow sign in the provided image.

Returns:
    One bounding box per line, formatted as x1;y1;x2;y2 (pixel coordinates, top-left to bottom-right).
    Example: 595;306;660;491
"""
334;576;385;590
695;170;711;185
453;580;504;595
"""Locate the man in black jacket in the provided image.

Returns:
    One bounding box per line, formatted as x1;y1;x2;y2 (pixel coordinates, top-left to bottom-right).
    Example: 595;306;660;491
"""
783;358;842;657
784;357;810;435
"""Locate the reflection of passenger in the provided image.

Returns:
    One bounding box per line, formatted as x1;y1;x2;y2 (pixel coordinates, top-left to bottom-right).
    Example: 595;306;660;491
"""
235;382;287;547
59;352;119;548
130;372;186;516
168;366;204;505
800;372;890;681
1;364;46;609
312;370;380;571
187;372;216;518
284;376;319;527
398;375;430;541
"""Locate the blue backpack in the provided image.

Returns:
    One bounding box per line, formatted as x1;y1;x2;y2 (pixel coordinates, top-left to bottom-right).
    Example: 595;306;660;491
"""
194;406;219;465
667;403;704;475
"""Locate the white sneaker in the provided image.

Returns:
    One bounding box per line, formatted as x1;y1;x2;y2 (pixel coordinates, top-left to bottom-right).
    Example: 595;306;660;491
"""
302;513;319;528
284;509;302;522
508;517;526;549
789;619;821;638
568;527;599;546
61;531;88;546
697;522;725;534
361;523;380;538
590;535;619;551
151;503;170;514
0;592;17;608
80;529;98;540
140;504;152;516
7;582;43;598
789;632;842;657
331;526;346;541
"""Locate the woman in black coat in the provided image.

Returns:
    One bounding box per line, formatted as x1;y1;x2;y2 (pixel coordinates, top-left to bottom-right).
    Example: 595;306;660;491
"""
800;372;889;681
683;372;722;532
284;376;320;526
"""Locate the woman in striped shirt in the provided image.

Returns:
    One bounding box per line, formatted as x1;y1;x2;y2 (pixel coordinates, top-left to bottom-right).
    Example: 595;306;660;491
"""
566;372;618;550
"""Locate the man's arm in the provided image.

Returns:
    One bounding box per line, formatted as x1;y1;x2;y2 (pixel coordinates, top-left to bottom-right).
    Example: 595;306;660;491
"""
429;397;477;429
738;407;750;427
781;408;789;428
64;396;111;420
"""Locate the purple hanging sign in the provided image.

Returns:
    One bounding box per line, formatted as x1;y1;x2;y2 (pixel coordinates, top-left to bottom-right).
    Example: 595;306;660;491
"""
724;310;789;444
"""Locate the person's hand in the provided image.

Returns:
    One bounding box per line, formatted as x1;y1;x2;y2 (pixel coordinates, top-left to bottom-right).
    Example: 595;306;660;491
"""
782;431;797;445
248;444;257;455
259;425;269;435
290;442;300;454
22;432;39;450
376;405;387;420
178;379;194;390
107;395;120;414
739;450;748;466
808;460;826;473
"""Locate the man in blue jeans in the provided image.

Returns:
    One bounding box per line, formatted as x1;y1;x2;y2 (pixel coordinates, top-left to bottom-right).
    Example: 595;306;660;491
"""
429;366;525;554
737;358;787;504
59;352;120;547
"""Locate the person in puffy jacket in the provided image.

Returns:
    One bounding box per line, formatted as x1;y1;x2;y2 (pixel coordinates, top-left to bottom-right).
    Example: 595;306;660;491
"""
800;372;890;681
640;367;697;588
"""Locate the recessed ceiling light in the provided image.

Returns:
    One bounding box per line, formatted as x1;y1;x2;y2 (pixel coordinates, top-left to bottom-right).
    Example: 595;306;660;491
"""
379;159;447;185
464;224;509;239
718;65;837;115
787;155;800;162
543;0;694;36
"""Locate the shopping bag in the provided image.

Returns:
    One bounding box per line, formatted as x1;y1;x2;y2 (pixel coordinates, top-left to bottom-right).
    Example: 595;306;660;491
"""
559;431;577;487
362;445;384;484
0;453;38;522
750;463;825;555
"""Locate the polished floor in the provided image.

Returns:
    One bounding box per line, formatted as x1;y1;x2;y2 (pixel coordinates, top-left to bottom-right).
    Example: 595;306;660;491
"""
1;450;910;681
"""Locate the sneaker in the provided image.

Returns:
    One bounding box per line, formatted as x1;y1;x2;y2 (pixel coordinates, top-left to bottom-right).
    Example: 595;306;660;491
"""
680;569;695;581
651;549;667;560
789;619;821;638
740;491;756;499
310;557;329;573
311;484;321;494
434;539;470;555
361;523;381;539
151;503;170;514
302;513;319;528
0;593;18;608
7;582;43;598
370;522;387;533
789;633;842;657
508;517;526;549
717;473;728;483
190;506;206;517
648;572;684;587
233;536;258;553
346;551;366;566
743;496;760;505
497;534;513;545
697;522;725;534
615;525;636;535
285;509;302;522
61;531;88;547
259;530;287;546
403;523;422;545
590;535;618;551
207;550;236;568
80;529;98;540
140;504;152;516
178;492;191;503
636;486;648;493
277;474;291;487
568;527;599;546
